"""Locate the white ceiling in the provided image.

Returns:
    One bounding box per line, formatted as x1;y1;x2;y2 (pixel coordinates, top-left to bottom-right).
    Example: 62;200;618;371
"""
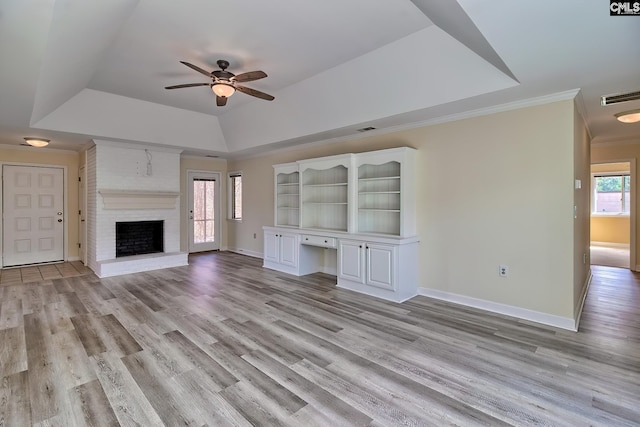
1;0;639;157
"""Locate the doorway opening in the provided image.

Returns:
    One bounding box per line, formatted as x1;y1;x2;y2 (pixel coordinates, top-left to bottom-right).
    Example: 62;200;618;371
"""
187;170;221;253
590;161;635;269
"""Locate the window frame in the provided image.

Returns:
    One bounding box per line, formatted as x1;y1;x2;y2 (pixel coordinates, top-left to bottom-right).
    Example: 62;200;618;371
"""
591;171;631;216
228;171;243;221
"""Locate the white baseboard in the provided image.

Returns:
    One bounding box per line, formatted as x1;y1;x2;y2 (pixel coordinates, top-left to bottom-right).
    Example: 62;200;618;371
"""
590;241;630;249
418;287;577;331
573;269;592;330
66;256;81;262
226;247;263;259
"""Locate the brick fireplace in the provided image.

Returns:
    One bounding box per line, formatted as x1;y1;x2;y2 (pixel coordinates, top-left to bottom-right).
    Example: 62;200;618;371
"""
86;140;188;277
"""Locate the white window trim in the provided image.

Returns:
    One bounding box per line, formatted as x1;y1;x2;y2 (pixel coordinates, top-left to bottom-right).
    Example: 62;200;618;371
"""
591;171;631;216
228;171;242;221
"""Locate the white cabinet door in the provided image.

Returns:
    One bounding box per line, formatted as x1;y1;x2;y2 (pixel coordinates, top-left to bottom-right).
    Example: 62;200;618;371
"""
339;240;394;289
264;231;298;268
366;243;395;290
279;233;299;268
264;231;279;263
338;239;365;283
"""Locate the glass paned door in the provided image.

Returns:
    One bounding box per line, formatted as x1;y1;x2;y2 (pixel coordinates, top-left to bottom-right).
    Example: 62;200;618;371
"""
188;171;220;252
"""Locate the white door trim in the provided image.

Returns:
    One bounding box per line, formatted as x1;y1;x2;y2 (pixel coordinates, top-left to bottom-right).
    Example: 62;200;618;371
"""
186;169;221;253
79;165;87;265
0;162;68;268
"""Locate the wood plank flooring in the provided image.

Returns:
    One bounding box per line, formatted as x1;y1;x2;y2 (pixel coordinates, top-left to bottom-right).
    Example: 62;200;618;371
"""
1;253;639;426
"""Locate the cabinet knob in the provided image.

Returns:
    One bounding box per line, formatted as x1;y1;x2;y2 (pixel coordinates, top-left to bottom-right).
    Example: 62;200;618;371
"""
305;238;308;240
324;240;327;243
359;245;362;248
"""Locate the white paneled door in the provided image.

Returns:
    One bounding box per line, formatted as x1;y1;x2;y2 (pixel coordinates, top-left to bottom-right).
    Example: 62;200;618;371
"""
2;165;65;267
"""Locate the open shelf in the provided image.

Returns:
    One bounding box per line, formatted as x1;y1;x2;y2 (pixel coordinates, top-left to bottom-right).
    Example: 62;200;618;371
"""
301;165;349;231
357;161;403;235
275;169;300;227
273;148;416;237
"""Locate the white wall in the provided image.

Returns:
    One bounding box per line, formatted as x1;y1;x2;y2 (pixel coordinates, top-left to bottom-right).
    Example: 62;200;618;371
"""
228;96;587;327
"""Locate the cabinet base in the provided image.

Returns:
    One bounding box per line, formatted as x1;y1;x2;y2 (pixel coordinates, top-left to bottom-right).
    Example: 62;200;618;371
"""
337;278;417;303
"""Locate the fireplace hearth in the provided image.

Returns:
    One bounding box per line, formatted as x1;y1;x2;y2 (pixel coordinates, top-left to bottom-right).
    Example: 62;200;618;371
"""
116;220;164;258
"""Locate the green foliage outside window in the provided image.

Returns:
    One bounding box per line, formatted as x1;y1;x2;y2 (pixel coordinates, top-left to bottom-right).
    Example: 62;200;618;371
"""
595;175;629;192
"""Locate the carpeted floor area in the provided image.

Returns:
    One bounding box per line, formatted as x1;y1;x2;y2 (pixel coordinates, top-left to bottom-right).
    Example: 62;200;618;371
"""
590;244;630;269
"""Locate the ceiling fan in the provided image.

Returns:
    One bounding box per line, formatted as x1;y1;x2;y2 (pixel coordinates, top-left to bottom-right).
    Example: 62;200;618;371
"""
165;59;274;106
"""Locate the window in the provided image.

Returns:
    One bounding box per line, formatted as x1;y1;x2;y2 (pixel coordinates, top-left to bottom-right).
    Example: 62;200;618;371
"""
592;173;630;215
229;172;242;220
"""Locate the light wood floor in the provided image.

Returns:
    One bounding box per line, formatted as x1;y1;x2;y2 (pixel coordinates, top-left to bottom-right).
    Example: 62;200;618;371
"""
0;253;638;426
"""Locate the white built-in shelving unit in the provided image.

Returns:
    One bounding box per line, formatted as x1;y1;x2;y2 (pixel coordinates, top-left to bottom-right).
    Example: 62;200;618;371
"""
356;148;416;236
301;165;349;231
274;163;300;227
265;147;418;303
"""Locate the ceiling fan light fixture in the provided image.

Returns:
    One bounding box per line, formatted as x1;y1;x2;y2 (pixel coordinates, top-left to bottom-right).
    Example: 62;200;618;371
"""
212;83;235;98
23;137;50;147
615;109;640;124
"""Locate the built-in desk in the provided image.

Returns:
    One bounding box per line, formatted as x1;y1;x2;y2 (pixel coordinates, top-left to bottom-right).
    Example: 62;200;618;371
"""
263;226;419;302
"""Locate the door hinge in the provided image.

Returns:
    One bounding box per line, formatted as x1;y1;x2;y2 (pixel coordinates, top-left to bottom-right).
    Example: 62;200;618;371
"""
78;176;81;182
78;243;81;248
78;210;81;215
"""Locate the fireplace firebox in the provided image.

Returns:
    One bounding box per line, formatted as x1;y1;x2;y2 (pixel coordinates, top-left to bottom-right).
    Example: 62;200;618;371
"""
116;220;164;258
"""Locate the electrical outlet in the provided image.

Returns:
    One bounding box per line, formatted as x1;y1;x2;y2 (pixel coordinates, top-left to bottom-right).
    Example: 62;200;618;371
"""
499;265;509;277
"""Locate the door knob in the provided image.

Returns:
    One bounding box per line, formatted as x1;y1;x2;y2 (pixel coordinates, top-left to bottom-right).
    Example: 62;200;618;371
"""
57;219;62;222
57;212;62;215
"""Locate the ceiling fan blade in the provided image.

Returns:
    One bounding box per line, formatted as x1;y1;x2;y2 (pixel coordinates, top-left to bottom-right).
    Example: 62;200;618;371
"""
216;96;228;106
236;85;275;101
233;70;267;83
165;83;211;89
180;61;214;78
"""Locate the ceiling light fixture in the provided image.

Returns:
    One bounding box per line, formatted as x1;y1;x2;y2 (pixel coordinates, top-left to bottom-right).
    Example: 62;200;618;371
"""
212;83;235;98
615;109;640;124
24;137;50;147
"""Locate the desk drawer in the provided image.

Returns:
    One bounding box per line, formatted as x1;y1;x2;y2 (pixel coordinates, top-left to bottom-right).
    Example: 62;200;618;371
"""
301;234;337;248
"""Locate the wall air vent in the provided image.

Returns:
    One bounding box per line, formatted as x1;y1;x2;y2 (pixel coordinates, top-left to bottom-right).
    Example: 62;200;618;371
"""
601;90;640;106
357;126;376;132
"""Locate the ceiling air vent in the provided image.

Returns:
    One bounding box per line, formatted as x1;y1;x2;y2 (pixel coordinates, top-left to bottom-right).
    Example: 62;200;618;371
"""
357;126;376;132
601;90;640;106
